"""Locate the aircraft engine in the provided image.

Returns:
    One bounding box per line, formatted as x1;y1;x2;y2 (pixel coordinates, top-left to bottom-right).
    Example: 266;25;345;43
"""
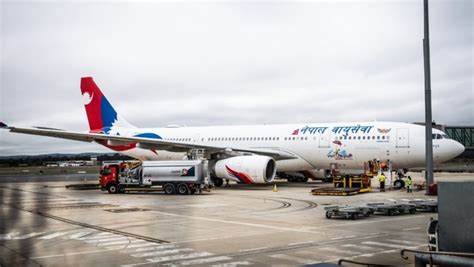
213;155;276;184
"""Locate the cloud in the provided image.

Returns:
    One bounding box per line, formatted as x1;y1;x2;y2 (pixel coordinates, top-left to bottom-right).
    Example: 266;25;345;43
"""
0;1;472;155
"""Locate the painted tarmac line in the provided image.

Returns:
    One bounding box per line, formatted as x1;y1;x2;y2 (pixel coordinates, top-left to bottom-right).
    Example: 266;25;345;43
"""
78;234;118;240
122;252;215;266
239;247;268;252
387;239;417;245
173;231;267;244
119;242;162;249
131;248;194;258
270;254;315;264
403;227;421;231
78;232;113;238
30;249;117;259
211;261;252;267
146;252;214;264
86;237;129;243
0;232;45;240
318;247;360;255
288;241;314;246
311;214;429;229
97;240;133;247
342;244;380;251
120;244;176;253
149;210;323;234
176;256;232;265
38;232;69;239
69;231;95;239
362;241;420;249
327;244;426;263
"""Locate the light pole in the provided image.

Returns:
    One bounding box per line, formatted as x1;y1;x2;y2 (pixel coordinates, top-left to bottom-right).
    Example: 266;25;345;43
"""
423;0;434;194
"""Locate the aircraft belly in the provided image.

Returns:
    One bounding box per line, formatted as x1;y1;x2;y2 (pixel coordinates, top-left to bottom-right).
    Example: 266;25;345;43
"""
276;158;313;172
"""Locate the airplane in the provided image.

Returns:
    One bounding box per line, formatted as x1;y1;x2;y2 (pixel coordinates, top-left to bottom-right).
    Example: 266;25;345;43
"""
1;77;465;186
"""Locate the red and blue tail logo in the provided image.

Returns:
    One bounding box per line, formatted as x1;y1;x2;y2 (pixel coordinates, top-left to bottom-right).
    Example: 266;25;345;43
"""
80;77;132;133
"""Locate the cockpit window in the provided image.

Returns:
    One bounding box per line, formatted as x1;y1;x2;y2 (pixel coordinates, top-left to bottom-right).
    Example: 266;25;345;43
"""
442;134;449;139
432;134;443;139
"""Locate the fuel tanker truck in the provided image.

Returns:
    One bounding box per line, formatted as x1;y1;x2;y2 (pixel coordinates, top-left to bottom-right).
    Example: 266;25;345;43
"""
100;160;209;195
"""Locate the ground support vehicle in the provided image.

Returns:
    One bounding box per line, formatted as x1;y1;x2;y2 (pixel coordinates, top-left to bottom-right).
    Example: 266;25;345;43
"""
324;206;374;220
100;160;209;195
311;174;372;196
409;200;438;212
367;202;417;216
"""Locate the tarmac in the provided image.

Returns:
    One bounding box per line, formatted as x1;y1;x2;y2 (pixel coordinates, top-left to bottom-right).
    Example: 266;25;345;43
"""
0;172;472;267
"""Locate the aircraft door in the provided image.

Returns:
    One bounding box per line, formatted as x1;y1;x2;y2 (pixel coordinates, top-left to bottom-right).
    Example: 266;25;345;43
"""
396;128;409;148
193;134;201;143
318;130;331;148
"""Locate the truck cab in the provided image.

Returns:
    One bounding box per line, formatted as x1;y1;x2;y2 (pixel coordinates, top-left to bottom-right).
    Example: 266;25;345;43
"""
99;162;123;193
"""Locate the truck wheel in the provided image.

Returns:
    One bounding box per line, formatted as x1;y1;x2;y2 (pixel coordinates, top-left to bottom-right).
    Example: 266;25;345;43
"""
325;211;332;219
177;183;189;195
394;180;404;189
302;177;309;183
118;186;126;194
107;183;118;194
163;183;176;195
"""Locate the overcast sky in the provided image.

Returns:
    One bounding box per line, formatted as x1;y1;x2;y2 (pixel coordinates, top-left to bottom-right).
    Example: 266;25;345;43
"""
0;0;472;156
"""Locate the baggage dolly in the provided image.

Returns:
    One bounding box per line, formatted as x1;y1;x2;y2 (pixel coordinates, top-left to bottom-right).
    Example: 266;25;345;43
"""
324;206;374;220
367;202;417;216
408;200;438;212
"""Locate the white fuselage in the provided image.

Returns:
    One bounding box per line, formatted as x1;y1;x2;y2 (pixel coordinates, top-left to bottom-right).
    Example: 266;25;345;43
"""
105;121;465;172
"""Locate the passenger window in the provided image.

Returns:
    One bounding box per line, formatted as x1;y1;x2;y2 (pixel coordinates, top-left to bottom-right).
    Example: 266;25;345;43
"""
358;136;361;140
382;136;385;139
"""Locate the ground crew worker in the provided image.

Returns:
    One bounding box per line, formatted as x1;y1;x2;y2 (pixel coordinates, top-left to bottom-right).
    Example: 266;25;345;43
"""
405;176;413;193
378;172;386;192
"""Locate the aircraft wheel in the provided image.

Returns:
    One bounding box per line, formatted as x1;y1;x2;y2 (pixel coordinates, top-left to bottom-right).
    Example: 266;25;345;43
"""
107;183;118;194
177;183;189;195
163;183;176;195
394;180;405;189
212;177;224;187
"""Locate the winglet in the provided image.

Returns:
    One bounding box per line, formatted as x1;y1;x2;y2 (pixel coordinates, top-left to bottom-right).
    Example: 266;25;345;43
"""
0;122;8;128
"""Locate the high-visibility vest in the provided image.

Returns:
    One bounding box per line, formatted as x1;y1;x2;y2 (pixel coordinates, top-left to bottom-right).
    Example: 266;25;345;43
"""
406;179;412;186
378;175;386;182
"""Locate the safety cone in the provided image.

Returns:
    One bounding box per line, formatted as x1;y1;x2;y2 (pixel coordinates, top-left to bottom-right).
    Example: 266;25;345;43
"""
273;184;278;192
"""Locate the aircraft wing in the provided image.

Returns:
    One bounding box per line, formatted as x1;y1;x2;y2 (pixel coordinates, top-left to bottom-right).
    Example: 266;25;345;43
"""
0;123;297;160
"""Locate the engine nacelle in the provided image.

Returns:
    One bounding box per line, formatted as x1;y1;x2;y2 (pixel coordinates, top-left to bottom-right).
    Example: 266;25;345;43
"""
213;156;276;184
